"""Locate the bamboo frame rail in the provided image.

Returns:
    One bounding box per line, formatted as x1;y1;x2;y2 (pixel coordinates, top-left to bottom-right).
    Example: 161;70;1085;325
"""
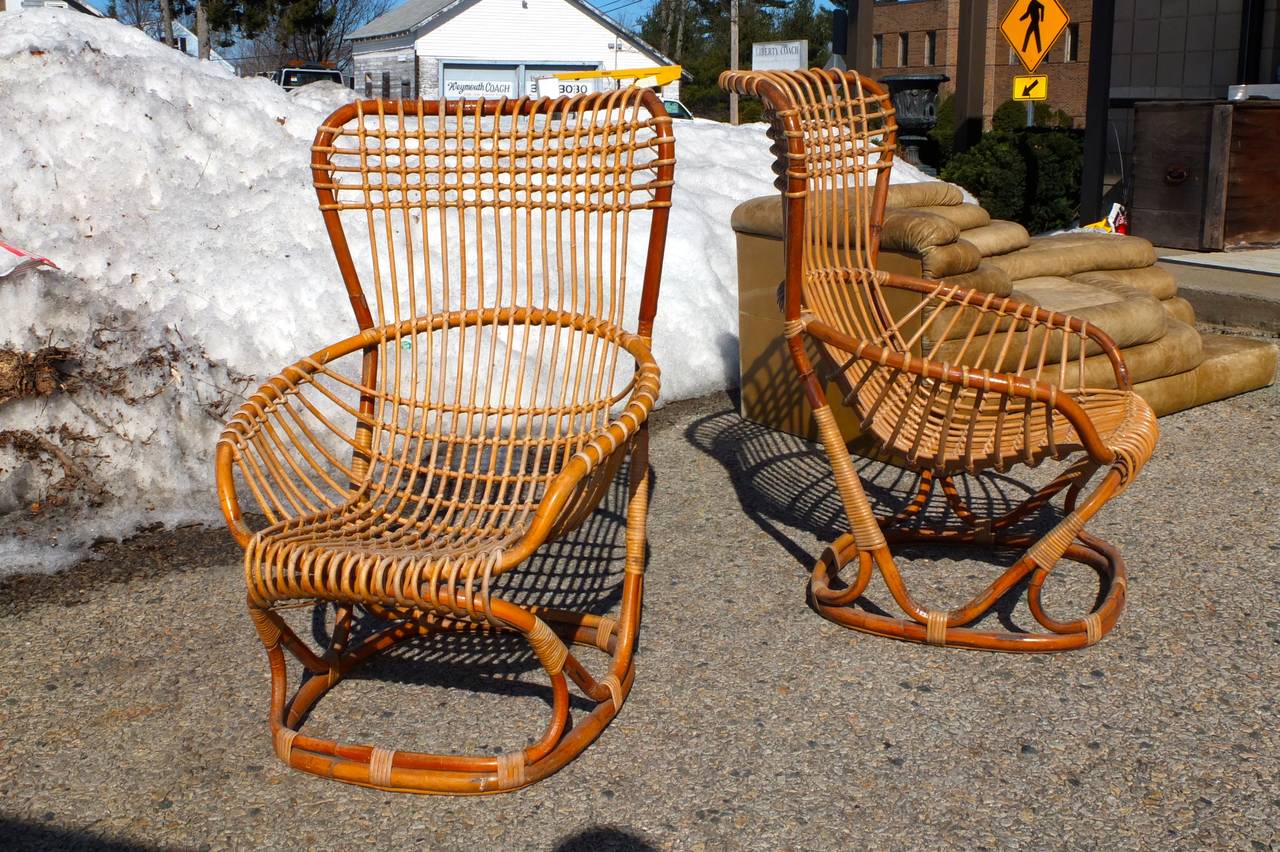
216;90;675;792
720;68;1157;652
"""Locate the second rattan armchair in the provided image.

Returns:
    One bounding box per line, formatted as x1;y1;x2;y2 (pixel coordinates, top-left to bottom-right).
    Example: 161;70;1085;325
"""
721;68;1157;652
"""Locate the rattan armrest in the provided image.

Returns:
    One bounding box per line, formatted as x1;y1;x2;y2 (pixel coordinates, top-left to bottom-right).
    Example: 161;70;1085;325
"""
881;270;1132;391
506;336;660;565
216;341;371;546
218;313;660;550
804;317;1118;466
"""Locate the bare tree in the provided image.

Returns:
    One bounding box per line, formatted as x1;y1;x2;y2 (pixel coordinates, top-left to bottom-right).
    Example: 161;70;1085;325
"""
674;0;686;60
233;23;291;77
195;0;209;60
658;0;674;55
108;0;158;30
272;0;395;67
160;0;174;47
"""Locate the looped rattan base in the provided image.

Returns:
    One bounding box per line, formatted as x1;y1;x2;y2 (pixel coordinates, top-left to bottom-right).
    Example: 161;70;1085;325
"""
257;605;634;795
809;528;1127;653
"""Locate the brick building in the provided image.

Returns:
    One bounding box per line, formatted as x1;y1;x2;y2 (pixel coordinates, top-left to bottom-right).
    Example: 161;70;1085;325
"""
863;1;1280;133
863;0;1093;127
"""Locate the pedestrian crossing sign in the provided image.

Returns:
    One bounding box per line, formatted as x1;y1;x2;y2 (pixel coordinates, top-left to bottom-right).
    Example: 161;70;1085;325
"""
1000;0;1070;73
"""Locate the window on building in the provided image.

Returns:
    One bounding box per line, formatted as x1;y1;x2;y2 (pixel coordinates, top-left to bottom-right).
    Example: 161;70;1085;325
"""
873;34;883;69
925;30;937;65
1065;23;1080;61
898;32;910;67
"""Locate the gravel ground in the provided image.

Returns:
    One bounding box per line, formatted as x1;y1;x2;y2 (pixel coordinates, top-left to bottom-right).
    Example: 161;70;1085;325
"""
1;385;1278;850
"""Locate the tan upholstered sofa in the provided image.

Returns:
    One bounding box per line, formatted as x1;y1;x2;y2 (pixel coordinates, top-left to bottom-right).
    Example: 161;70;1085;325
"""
734;181;1277;443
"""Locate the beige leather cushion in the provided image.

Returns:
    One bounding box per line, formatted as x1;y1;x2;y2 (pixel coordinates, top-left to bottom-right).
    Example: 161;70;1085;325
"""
1018;276;1167;348
1162;296;1197;326
1133;334;1276;416
730;195;784;239
920;239;983;279
1098;321;1204;387
910;203;990;230
1114;266;1179;300
1175;334;1277;407
960;220;1030;256
1075;269;1172;303
929;276;1168;365
987;234;1157;280
885;181;965;209
881;210;960;251
929;317;1201;387
940;262;1013;297
732;186;973;245
1132;367;1199;418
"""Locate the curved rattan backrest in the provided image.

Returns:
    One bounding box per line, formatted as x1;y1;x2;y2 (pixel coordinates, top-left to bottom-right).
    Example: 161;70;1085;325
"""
720;69;899;346
312;90;675;335
300;92;674;527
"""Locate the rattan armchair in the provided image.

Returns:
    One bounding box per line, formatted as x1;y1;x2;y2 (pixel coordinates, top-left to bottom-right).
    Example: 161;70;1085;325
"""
720;68;1157;652
216;91;674;792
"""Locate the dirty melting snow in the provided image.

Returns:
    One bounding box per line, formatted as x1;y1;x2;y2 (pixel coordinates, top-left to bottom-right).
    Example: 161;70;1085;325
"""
0;9;947;573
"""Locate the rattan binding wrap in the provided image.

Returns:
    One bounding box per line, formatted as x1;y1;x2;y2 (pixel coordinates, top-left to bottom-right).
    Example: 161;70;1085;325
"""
217;89;675;793
721;68;1157;652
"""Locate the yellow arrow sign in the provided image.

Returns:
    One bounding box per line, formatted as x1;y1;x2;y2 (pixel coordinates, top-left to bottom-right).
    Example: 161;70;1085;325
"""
1000;0;1070;73
1012;74;1048;101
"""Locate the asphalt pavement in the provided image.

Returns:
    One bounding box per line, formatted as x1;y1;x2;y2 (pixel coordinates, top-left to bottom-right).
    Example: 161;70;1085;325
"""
2;384;1277;850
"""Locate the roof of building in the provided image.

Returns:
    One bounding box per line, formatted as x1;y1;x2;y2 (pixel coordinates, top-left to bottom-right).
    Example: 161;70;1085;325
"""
347;0;675;67
347;0;454;40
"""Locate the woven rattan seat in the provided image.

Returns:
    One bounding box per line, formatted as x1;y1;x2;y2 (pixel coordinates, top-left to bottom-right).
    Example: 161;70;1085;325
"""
845;370;1156;476
722;69;1157;652
217;93;674;793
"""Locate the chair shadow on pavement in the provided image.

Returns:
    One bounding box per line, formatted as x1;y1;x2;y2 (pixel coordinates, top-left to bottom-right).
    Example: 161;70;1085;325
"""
684;395;1088;635
553;825;658;851
294;461;647;717
0;816;155;852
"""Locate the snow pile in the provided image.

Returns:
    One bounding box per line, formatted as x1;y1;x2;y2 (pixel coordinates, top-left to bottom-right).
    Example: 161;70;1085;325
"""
0;8;955;573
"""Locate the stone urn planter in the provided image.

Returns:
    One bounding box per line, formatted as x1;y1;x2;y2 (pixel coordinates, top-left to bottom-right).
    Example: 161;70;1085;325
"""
880;73;950;173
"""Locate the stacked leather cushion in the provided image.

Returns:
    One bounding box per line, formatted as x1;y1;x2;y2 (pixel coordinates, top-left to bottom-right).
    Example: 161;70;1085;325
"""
886;187;1278;414
730;182;1277;416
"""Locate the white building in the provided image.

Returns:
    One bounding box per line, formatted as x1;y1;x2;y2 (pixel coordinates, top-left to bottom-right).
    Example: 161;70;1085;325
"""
0;1;105;15
347;0;678;102
140;19;235;75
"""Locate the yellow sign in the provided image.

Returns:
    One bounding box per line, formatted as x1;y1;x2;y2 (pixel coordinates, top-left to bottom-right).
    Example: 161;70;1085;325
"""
1012;74;1048;101
1000;0;1070;73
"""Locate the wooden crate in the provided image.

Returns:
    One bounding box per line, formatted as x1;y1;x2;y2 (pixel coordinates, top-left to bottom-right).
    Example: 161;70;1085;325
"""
1131;100;1280;250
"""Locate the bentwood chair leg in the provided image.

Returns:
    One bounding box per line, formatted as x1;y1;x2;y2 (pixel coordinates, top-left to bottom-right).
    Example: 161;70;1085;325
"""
809;459;1132;652
240;440;654;795
614;428;650;672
